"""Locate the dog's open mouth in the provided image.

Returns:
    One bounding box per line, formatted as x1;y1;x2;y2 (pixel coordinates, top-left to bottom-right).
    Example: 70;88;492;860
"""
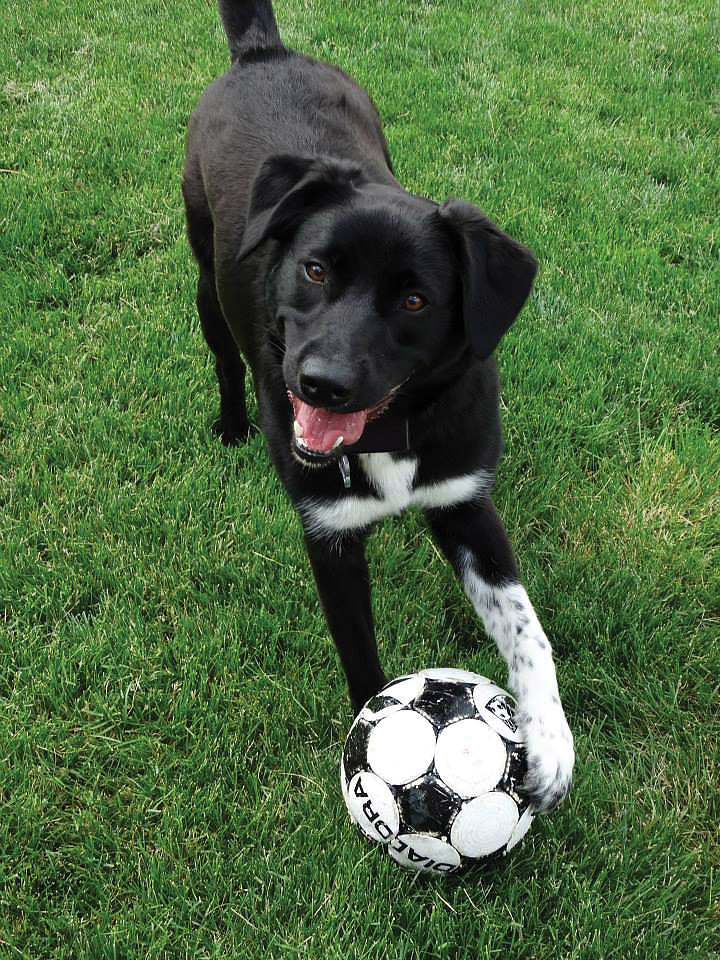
288;388;398;461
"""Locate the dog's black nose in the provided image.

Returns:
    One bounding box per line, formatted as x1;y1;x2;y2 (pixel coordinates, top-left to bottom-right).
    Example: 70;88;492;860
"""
298;358;354;408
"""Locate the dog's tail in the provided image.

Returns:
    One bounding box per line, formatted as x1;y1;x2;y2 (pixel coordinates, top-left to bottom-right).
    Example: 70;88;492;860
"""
218;0;283;62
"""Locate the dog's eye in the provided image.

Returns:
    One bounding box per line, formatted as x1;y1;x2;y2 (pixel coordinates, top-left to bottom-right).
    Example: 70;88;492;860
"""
402;293;426;312
305;261;327;283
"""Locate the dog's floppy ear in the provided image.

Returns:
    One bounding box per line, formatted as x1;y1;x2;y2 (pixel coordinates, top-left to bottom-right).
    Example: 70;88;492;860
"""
439;199;537;359
237;154;363;261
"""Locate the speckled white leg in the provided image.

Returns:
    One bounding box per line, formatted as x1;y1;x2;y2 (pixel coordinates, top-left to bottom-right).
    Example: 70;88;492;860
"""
459;548;575;812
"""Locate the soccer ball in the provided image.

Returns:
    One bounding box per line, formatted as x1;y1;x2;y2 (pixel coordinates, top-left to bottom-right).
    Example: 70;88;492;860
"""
341;668;534;874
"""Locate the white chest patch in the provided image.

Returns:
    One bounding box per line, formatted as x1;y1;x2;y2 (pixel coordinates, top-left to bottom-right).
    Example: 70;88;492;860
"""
299;453;493;538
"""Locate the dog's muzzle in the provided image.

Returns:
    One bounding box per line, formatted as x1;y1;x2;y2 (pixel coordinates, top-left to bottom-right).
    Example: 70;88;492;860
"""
288;386;402;462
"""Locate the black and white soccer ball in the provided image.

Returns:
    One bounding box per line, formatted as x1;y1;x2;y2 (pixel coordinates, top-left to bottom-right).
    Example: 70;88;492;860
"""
341;668;534;874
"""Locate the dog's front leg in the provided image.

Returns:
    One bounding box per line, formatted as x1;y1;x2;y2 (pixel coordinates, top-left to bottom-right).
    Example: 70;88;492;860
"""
303;531;386;714
425;500;575;812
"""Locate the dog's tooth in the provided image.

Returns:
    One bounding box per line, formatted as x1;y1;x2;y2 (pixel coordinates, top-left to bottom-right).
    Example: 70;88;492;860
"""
332;436;344;451
293;420;304;439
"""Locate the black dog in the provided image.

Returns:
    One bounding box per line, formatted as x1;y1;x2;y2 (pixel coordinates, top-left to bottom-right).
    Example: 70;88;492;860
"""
183;0;574;811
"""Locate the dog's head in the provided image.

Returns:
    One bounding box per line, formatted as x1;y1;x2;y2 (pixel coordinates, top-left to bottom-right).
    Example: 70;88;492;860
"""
238;154;537;463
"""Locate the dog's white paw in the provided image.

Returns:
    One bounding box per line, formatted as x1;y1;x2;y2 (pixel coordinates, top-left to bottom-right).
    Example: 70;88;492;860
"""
517;698;575;813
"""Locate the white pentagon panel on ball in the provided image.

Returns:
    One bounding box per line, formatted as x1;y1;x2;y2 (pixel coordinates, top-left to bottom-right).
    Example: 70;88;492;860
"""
505;806;534;853
360;699;407;723
434;718;507;798
360;675;425;722
419;667;491;686
388;834;462;873
380;673;426;704
367;710;436;785
473;684;525;743
450;792;520;858
345;771;400;844
471;682;511;711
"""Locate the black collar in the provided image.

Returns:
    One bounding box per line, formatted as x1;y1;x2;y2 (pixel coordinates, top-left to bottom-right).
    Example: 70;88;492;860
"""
343;414;411;455
334;414;412;489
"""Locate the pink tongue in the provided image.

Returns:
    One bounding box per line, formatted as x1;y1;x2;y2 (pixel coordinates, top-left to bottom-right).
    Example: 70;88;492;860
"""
291;395;368;453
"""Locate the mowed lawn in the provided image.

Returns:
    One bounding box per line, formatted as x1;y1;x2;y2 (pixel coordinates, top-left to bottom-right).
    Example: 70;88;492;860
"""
1;0;718;956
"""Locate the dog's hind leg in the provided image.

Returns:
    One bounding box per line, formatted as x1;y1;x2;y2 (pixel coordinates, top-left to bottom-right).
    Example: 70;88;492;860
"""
425;499;575;813
196;266;251;447
184;170;250;446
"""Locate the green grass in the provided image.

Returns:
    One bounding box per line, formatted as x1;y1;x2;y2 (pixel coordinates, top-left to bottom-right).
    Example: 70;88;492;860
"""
1;0;718;956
